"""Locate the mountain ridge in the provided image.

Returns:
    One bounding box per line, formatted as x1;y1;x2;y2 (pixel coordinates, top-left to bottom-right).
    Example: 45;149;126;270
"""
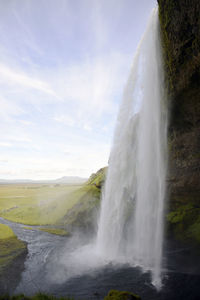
0;176;87;184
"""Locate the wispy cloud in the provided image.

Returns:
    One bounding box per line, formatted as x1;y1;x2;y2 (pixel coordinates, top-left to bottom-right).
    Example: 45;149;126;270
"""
0;63;58;98
0;0;155;179
51;52;131;120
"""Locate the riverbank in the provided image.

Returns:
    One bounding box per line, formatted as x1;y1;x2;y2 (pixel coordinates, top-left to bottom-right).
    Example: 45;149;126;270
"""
0;224;27;294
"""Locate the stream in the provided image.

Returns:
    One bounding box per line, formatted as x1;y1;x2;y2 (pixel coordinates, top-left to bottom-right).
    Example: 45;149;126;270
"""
0;217;200;300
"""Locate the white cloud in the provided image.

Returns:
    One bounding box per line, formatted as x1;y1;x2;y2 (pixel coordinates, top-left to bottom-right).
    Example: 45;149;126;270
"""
83;124;92;131
8;136;32;143
0;147;109;179
0;142;13;147
54;115;75;127
0;0;156;179
0;52;130;179
0;95;25;121
0;134;110;179
0;63;59;98
19;120;34;126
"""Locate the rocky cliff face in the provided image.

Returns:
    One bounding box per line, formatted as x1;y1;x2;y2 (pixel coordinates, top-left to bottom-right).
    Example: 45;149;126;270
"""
158;0;200;243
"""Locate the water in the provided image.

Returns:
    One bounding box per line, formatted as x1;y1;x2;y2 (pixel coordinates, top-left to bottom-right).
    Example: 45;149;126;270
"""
0;216;200;300
96;7;167;288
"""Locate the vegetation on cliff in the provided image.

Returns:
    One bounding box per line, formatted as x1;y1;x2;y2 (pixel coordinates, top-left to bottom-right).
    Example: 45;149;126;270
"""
58;167;107;232
0;289;140;300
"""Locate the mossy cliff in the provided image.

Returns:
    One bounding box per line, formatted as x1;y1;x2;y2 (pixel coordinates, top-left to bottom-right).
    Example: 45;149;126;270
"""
59;167;107;233
158;0;200;243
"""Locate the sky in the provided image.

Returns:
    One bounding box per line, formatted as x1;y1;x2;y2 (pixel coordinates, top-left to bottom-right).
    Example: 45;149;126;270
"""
0;0;156;180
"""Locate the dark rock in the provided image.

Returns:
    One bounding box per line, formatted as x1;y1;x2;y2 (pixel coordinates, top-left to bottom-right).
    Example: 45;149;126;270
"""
158;0;200;243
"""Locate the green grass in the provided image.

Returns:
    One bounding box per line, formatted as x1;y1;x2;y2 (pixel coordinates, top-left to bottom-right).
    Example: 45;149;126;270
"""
39;228;69;236
87;167;107;188
0;224;26;273
0;294;74;300
0;169;106;230
0;224;15;239
23;226;34;230
0;184;83;226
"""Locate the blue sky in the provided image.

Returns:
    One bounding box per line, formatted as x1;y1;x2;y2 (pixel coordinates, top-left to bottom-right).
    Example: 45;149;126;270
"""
0;0;156;179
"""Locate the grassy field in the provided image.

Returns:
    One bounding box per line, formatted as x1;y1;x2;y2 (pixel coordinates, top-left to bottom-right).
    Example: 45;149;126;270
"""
0;184;85;226
0;223;15;239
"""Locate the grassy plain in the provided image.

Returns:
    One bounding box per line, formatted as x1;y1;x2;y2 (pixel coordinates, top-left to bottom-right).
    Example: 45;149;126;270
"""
0;184;84;226
0;223;15;239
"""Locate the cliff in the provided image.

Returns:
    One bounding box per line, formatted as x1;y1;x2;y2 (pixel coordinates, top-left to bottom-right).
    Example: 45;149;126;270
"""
59;167;107;233
158;0;200;243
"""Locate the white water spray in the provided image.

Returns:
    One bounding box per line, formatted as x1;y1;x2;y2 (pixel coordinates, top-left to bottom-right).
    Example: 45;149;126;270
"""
96;8;167;289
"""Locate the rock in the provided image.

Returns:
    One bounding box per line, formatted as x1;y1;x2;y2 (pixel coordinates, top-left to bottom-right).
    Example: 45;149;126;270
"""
158;0;200;243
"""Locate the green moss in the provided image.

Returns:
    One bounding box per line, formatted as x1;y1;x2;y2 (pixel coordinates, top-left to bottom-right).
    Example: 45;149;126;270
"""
166;196;200;243
186;216;200;243
167;203;195;224
104;290;141;300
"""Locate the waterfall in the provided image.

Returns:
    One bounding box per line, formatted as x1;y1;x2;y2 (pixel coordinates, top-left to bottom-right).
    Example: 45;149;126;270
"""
96;7;167;289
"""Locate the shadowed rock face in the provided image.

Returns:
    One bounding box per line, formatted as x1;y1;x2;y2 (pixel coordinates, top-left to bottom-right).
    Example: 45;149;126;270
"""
158;0;200;96
158;0;200;242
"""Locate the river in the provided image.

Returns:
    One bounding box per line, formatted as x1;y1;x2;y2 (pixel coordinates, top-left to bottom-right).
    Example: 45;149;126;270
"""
0;217;200;300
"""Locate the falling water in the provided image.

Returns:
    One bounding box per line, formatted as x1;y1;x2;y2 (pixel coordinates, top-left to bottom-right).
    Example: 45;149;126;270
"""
96;7;167;289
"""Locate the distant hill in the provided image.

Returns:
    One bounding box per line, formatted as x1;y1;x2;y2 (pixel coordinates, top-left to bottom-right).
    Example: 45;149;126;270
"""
0;176;87;184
